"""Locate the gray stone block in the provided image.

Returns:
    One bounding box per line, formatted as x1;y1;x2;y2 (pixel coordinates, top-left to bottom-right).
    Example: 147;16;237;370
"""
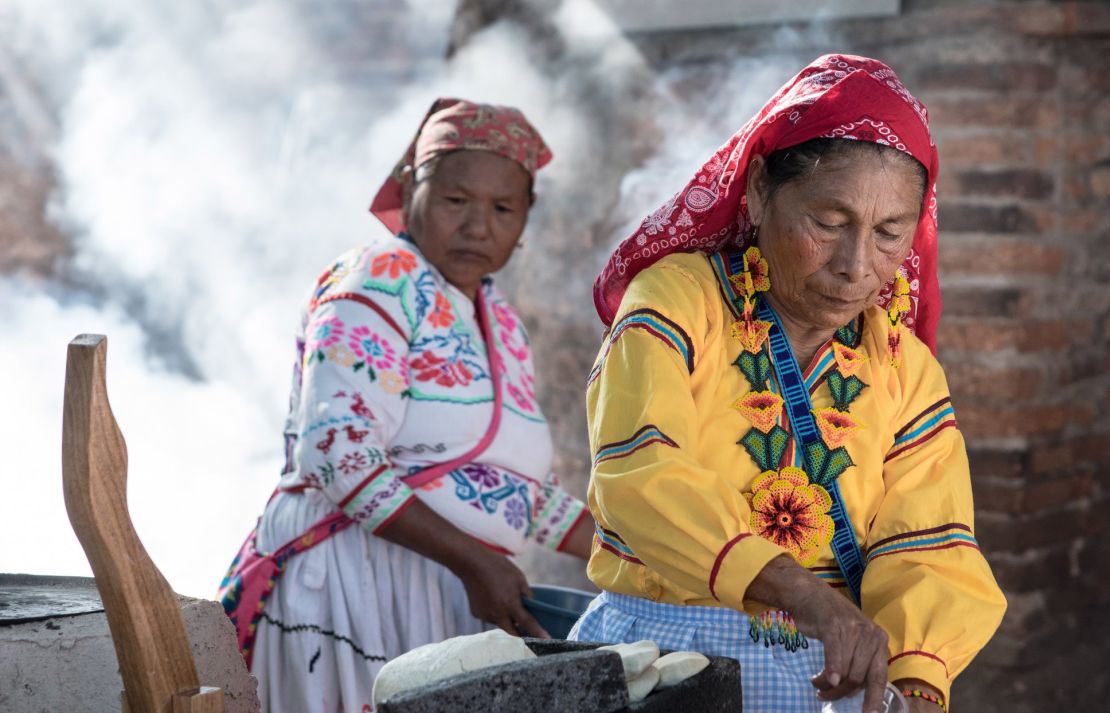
524;638;743;713
377;649;629;713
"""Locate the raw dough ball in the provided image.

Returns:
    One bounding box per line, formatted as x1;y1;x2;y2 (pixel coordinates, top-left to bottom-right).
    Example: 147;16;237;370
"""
598;640;660;680
650;651;710;689
626;664;661;703
372;629;536;705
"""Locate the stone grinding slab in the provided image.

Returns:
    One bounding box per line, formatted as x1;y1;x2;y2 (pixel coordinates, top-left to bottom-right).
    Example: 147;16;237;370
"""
526;638;743;713
377;649;629;713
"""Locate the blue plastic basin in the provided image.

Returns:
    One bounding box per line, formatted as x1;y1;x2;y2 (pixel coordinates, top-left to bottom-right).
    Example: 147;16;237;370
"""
522;584;596;639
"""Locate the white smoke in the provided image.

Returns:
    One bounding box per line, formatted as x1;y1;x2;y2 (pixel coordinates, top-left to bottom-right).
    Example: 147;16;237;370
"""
0;0;826;598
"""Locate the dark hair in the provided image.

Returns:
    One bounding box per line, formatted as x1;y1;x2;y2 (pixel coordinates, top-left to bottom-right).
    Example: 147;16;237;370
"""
763;138;927;201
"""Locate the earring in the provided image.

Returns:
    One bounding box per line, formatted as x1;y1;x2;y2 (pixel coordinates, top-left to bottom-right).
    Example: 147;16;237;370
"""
886;275;911;368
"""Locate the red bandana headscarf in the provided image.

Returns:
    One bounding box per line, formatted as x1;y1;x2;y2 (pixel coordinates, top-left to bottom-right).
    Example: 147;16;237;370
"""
594;54;941;352
370;97;553;235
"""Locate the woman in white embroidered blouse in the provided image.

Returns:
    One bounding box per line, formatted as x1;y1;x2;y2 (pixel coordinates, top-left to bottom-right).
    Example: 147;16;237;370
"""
219;98;593;713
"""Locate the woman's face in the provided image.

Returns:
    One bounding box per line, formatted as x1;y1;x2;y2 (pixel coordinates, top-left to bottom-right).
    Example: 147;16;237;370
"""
403;150;532;300
746;150;923;334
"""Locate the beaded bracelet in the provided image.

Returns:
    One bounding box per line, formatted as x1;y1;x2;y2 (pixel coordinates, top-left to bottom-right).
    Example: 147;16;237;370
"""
901;688;947;712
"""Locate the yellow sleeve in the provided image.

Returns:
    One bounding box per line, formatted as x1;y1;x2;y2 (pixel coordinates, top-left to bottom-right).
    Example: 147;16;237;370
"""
862;335;1007;702
586;259;786;610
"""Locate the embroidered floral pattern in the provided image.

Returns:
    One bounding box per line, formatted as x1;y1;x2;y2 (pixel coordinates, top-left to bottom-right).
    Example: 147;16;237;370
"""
370;249;418;280
734;391;784;433
348;326;398;370
717;246;869;565
411;351;474;387
304;314;345;365
748;467;834;566
377;370;407;395
831;342;868;377
428;292;456;328
813;408;863;449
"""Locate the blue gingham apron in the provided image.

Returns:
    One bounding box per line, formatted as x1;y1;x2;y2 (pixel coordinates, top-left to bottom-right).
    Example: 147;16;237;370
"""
570;591;825;713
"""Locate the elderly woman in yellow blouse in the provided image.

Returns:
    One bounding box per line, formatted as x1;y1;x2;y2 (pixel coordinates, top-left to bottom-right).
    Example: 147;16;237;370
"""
571;55;1006;713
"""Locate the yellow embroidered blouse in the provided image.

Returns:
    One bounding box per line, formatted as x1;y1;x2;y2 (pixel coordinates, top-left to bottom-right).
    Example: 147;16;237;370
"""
584;250;1006;700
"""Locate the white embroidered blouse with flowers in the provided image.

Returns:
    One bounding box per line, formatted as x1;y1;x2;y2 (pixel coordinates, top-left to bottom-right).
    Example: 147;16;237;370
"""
280;234;586;554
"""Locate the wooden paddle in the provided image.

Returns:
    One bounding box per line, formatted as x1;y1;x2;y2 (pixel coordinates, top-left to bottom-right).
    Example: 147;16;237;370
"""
62;334;224;713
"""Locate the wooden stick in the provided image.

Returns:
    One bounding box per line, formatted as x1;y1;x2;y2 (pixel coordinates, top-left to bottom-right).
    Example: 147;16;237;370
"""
63;334;223;713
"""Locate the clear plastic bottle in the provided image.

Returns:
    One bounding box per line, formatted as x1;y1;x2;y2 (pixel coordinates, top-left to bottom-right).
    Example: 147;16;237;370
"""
820;682;908;713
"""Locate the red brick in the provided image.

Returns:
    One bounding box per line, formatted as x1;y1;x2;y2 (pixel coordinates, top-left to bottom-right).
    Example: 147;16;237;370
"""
977;505;1085;552
968;447;1028;480
939;241;1064;275
917;63;1058;92
958;404;1067;438
946;362;1042;400
930;95;1060;130
941;286;1027;319
1089;164;1110;200
955;168;1056;200
938;319;1077;354
939;203;1039;233
1005;3;1110;36
989;547;1074;592
938;134;1017;168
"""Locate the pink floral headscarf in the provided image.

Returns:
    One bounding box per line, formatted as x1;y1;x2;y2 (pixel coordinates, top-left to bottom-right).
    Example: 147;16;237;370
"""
594;55;942;352
370;97;553;236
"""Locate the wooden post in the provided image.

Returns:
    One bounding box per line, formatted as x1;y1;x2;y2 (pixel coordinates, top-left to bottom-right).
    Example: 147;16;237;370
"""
62;334;224;713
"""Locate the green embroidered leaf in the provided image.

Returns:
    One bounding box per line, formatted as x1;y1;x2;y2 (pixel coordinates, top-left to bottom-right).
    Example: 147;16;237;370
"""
767;425;789;470
739;428;773;471
804;440;854;488
835;318;860;347
739;424;790;472
827;371;867;411
733;350;772;390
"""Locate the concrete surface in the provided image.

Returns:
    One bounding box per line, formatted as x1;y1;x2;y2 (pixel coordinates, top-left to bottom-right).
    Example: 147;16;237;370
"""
0;574;259;713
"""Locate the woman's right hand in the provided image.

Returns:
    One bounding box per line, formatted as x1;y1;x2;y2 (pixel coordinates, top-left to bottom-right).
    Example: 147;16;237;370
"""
746;555;889;713
455;547;551;639
791;583;889;713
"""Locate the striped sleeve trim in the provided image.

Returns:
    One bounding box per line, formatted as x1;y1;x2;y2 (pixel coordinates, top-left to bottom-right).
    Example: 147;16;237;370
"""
594;525;644;565
593;424;679;467
886;397;958;461
589;308;695;386
809;565;848;589
340;464;416;534
889;650;950;678
709;533;752;601
865;523;979;563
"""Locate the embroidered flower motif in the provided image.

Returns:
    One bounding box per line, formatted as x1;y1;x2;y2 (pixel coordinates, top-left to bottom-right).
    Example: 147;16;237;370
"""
461;463;501;488
325;342;357;367
507;382;535;412
748;467;834;566
428;292;456;329
348;326;397;370
831;342;868;377
813;407;863;449
733;391;784;433
370;250;418;280
337;451;369;475
731;319;773;354
378;370;407;395
411;351;473;387
304;315;346;366
492;302;517;332
504;498;528;529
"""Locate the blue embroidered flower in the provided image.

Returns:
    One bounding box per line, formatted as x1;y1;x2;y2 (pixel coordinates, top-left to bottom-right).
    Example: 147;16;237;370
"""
504;498;528;529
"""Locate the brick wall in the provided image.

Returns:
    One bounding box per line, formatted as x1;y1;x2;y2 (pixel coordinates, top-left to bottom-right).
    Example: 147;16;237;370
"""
454;1;1109;709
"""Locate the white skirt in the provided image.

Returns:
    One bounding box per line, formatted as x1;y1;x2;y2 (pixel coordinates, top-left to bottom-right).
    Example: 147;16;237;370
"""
252;490;486;713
